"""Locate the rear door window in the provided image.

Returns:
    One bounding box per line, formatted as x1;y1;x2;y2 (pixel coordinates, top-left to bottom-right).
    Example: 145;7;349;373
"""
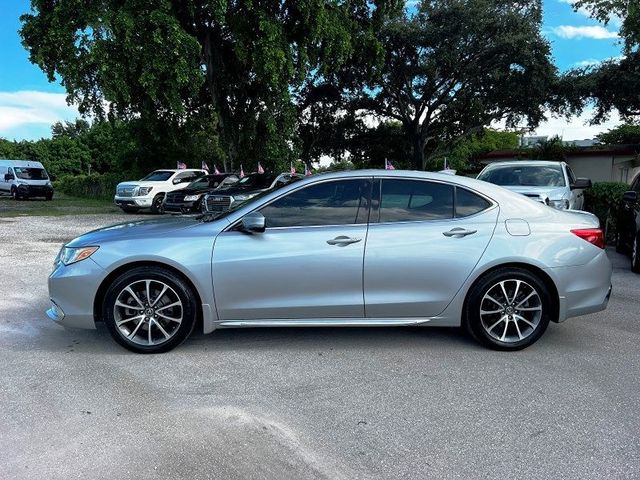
378;180;454;222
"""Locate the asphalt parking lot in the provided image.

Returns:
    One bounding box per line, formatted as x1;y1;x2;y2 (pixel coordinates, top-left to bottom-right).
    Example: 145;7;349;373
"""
0;214;638;480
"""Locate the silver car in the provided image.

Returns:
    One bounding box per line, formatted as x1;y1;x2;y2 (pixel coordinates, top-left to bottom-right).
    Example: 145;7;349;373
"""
477;160;591;210
47;170;612;353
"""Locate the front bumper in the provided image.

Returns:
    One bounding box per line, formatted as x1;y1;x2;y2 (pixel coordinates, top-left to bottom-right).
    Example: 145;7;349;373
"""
164;200;199;214
47;258;107;329
17;184;53;198
114;196;153;208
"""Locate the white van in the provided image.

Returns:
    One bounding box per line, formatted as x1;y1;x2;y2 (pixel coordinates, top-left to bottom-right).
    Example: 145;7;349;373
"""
0;160;54;200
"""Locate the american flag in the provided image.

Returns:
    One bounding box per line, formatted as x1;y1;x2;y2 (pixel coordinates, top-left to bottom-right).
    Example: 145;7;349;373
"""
239;165;245;178
177;161;187;170
385;159;395;170
257;162;265;174
213;164;221;174
290;162;296;174
201;161;209;172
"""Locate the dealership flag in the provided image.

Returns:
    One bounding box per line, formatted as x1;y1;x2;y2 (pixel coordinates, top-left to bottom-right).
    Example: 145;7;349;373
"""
385;159;395;170
177;161;187;170
240;165;245;178
290;162;296;174
213;164;221;174
257;162;265;174
201;161;209;172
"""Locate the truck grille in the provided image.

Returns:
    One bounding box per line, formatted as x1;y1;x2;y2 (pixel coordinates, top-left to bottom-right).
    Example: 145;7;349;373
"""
165;191;186;203
117;185;136;197
204;194;232;213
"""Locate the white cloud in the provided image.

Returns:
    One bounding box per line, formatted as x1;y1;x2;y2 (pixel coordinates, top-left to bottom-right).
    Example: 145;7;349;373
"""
530;109;622;141
557;0;623;28
552;25;619;39
0;90;80;139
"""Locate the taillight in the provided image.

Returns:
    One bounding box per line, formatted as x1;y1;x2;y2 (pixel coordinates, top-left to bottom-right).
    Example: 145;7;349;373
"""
571;228;605;249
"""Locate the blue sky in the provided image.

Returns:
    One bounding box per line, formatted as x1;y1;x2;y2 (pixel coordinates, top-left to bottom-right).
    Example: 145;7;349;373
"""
0;0;625;141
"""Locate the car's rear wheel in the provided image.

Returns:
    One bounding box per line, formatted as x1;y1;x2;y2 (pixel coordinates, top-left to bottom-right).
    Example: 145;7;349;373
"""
631;234;640;274
102;266;197;353
464;268;551;351
150;194;165;214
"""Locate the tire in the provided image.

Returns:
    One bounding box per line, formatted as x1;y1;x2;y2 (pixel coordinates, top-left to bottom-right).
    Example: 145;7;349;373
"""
632;234;640;274
120;206;140;214
102;266;198;353
463;267;552;351
11;187;20;200
46;194;53;201
150;194;165;214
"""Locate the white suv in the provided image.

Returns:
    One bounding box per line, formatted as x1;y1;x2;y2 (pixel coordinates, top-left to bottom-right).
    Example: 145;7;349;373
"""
114;169;206;213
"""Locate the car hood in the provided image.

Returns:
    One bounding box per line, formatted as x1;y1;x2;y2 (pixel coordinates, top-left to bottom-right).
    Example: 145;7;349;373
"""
66;217;202;247
500;185;567;201
214;185;268;196
170;187;210;196
116;181;158;188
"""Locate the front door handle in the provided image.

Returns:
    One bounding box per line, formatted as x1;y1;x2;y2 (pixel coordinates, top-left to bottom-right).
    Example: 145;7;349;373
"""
327;236;362;246
443;228;477;238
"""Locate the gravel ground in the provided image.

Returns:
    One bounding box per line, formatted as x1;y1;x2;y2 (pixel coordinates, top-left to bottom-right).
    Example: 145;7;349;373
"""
0;214;639;480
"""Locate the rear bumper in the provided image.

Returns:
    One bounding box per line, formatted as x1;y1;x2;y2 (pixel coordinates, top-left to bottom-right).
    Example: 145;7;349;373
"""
546;249;613;322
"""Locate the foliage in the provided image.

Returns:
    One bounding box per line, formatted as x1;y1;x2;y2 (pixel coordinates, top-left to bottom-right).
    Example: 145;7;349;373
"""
55;173;125;201
584;181;630;238
596;123;640;145
353;0;556;170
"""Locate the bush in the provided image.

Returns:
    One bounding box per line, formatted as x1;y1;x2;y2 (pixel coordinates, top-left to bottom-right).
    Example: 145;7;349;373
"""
55;173;128;200
584;182;630;241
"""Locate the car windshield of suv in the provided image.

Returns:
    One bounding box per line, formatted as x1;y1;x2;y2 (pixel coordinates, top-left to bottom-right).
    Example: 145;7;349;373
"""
14;167;48;180
140;171;175;181
478;165;565;187
188;175;229;190
234;174;276;189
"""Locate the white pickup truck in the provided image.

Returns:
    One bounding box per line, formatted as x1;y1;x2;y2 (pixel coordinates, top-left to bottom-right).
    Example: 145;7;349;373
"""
114;169;206;213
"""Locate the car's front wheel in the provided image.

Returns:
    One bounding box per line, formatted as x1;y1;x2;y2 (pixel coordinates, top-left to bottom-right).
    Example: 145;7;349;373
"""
464;268;551;351
102;266;197;353
150;194;165;214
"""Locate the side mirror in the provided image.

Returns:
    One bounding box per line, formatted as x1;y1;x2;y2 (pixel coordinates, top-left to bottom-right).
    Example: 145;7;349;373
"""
623;191;638;203
240;211;266;233
5;174;14;181
571;178;592;190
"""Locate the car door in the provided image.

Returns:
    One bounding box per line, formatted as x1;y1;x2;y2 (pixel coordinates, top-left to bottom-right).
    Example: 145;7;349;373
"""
565;165;582;209
364;178;498;318
212;177;372;320
0;166;7;192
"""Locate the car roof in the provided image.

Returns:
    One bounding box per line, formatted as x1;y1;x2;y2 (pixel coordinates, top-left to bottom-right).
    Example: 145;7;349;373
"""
482;160;564;168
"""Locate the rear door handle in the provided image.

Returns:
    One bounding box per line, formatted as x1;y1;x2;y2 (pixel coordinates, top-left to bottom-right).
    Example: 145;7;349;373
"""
327;236;362;246
443;228;477;238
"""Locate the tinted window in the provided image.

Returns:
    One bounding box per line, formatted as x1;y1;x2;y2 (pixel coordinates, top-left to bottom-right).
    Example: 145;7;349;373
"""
456;187;491;217
379;180;453;222
477;165;565;187
260;179;371;227
566;165;576;185
236;174;277;189
140;171;175;181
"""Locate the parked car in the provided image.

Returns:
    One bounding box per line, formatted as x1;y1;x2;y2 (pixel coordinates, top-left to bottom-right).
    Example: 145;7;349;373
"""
615;173;640;273
47;170;612;353
164;173;239;214
0;159;53;200
114;169;206;214
477;160;591;210
202;172;302;213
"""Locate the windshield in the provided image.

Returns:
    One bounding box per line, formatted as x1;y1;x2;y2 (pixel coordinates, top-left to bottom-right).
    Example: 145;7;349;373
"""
140;171;174;182
234;174;276;189
478;165;565;187
188;175;230;190
14;167;48;180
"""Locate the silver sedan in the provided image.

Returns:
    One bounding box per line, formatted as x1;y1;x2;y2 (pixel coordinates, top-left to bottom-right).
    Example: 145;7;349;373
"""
47;170;613;353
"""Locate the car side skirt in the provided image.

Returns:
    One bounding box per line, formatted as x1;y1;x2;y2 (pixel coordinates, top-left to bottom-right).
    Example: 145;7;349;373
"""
216;317;454;328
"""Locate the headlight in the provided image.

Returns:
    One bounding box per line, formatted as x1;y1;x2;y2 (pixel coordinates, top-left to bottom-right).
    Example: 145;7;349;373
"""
184;194;202;201
136;186;153;196
46;181;53;187
56;246;99;266
16;180;28;185
549;199;570;210
233;193;258;201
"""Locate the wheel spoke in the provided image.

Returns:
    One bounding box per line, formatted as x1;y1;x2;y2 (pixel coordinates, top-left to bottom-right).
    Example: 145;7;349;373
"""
481;308;503;315
128;317;144;338
115;300;140;310
511;280;521;304
153;319;171;339
145;280;152;305
515;291;536;308
487;316;506;332
485;295;503;308
515;314;536;329
499;282;510;303
116;314;144;327
513;318;524;340
156;301;181;312
500;318;509;341
157;312;182;323
125;287;145;308
148;320;153;345
518;306;541;312
151;284;168;307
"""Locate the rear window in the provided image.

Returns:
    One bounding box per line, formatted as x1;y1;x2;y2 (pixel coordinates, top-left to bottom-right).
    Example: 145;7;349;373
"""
379;180;454;222
456;188;491;217
478;165;565;187
140;171;174;181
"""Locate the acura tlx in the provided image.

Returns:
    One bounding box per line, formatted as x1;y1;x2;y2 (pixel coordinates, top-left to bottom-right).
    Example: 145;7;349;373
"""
47;170;612;353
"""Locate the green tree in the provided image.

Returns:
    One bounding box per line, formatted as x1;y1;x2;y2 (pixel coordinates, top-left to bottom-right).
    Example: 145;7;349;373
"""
560;1;640;121
596;123;640;144
431;129;520;171
353;0;556;170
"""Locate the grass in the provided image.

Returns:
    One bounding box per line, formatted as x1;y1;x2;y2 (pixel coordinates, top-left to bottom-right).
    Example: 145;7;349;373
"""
0;192;122;217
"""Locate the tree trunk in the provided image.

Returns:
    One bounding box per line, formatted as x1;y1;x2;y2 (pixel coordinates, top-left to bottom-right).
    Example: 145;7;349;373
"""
410;133;424;170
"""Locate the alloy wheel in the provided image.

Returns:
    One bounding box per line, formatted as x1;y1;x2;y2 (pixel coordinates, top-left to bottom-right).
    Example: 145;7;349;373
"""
113;279;183;346
479;279;542;343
